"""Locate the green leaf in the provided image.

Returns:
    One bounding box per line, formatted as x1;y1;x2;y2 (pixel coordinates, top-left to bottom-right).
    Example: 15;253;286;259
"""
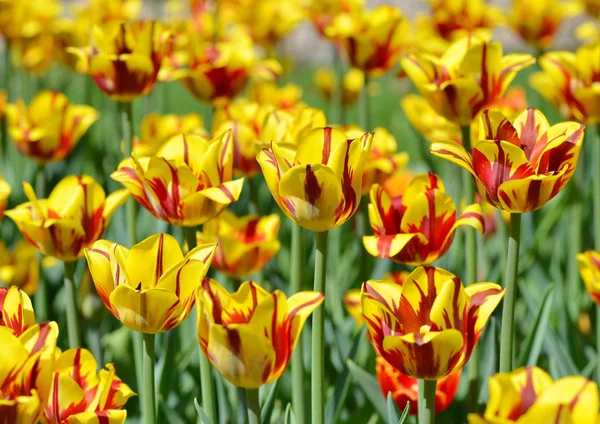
582;355;599;379
387;392;400;424
159;398;188;424
516;284;555;367
284;403;296;424
261;379;280;424
346;359;387;420
398;402;411;424
194;398;212;424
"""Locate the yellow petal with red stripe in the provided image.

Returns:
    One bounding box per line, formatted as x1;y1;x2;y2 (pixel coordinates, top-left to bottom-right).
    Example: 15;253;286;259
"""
95;364;135;411
464;283;505;337
497;171;567;213
295;127;348;166
126;234;184;290
451;203;485;235
429;140;475;175
0;394;40;424
0;286;35;336
363;234;419;259
343;289;364;328
577;251;600;305
66;410;127;424
44;373;88;423
287;291;324;352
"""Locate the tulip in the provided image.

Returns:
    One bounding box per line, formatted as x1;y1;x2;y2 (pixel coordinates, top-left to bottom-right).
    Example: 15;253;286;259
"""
240;0;305;48
74;0;142;24
260;107;327;149
42;348;135;424
401;37;534;126
376;356;461;415
430;108;584;213
0;0;59;42
362;266;504;380
0;241;39;296
0;286;35;336
257;127;372;232
69;21;171;102
530;42;600;123
248;82;304;112
314;67;364;107
133;112;206;156
308;0;364;37
468;367;599;423
364;172;484;265
0;174;10;219
5;91;98;163
113;132;244;227
196;278;323;388
582;0;600;17
196;210;280;279
577;250;600;305
325;5;409;76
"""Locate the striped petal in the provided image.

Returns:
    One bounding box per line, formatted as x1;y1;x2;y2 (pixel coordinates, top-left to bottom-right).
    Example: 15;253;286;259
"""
287;291;324;352
429;140;475;175
497;171;568;213
295;127;348;166
0;287;35;336
464;283;505;347
577;251;600;305
44;373;88;422
66;410;127;424
126;234;184;290
363;234;419;260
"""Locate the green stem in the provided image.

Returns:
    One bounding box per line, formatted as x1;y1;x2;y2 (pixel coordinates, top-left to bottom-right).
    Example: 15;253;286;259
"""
290;223;306;424
499;213;522;373
311;230;328;424
329;45;342;124
246;388;261;424
63;260;81;348
142;333;157;424
359;76;369;131
595;124;600;384
357;77;370;283
185;226;197;252
34;165;48;321
417;379;436;424
248;176;259;215
88;324;103;365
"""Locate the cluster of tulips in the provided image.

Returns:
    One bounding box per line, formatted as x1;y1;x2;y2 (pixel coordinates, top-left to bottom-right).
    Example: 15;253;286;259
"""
0;0;599;423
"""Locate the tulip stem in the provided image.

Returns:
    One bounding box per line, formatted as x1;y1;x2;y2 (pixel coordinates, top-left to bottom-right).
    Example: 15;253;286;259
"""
357;77;370;283
246;388;261;424
63;260;81;348
312;230;328;424
142;333;157;424
418;379;436;424
595;124;600;384
499;213;522;373
34;164;48;321
291;223;306;424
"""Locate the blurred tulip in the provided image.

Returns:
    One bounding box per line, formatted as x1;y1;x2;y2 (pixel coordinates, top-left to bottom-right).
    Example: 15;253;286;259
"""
376;356;461;415
260;107;327;149
6;91;98;163
0;286;35;336
576;21;600;42
248;82;304;111
468;366;599;423
0;241;39;296
74;0;142;24
133;112;206;156
577;250;600;305
342;289;363;327
196;279;323;388
6;175;128;262
0;321;58;423
239;0;305;48
257;127;372;232
364;173;484;265
362;266;504;379
196;211;280;279
581;0;600;17
0;0;60;42
113;132;244;227
0;174;10;219
531;41;600;123
509;0;581;51
308;0;364;36
325;5;409;76
314;67;365;107
69;21;171;102
431;108;584;213
85;234;215;334
42;348;134;424
401;37;534;126
381;169;414;198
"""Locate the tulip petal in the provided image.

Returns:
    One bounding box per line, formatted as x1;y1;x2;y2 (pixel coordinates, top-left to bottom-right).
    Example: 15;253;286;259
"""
497;170;567;213
577;251;600;305
102;190;130;222
450;203;485;235
0;286;35;336
95;363;135;411
44;373;88;422
295;127;347;166
288;291;324;352
429;140;475;175
363;234;419;259
464;282;505;346
126;234;184;290
66;410;127;424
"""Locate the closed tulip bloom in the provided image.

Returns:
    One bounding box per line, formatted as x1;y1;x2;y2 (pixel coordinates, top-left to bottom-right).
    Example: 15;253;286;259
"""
364;173;484;265
5;175;129;261
342;289;363;328
133;112;206;156
42;348;135;424
0;175;10;220
196;279;324;388
242;0;305;47
377;356;461;415
259;107;327;149
362;266;504;379
577;250;600;305
0;321;59;423
531;42;600;123
5;91;98;163
69;21;170;102
258;127;372;232
401;37;534;126
0;242;39;296
431;108;585;213
113;132;244;227
85;234;216;334
248;82;304;112
309;0;364;36
468;367;599;423
325;5;409;76
196;211;280;279
0;286;35;336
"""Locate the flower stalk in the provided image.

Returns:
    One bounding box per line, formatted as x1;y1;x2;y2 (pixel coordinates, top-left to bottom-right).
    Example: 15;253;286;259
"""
311;230;328;424
63;260;81;348
595;124;600;384
34;164;48;321
246;388;261;424
418;379;436;424
291;223;306;424
142;332;157;424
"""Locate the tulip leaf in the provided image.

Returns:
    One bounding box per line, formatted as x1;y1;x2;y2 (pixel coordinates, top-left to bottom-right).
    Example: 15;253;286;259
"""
261;379;280;424
387;392;400;424
582;355;599;379
516;284;555;367
159;398;188;424
398;402;411;424
284;403;296;424
346;359;388;420
194;398;212;424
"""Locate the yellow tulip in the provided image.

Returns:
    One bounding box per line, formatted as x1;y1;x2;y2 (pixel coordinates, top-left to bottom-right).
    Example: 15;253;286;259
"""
238;0;305;48
259;107;327;150
6;175;128;262
314;67;365;107
577;250;600;306
257;127;372;232
6;91;98;163
0;0;60;42
308;0;364;36
0;174;10;220
112;132;244;227
196;279;323;388
362;266;504;379
248;82;304;112
0;241;39;296
468;367;599;423
196;210;280;279
85;234;216;334
133;112;206;157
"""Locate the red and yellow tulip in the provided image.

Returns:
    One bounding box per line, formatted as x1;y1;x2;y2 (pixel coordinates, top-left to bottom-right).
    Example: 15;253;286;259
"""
468;366;599;423
377;356;461;415
133;112;206;156
314;67;365;107
6;91;98;163
362;266;504;379
113;132;244;227
5;175;129;262
248;82;304;112
0;286;35;336
577;250;600;305
364;172;484;265
257;127;372;232
401;37;534;126
308;0;364;36
85;234;216;334
260;107;327;149
0;241;40;296
196;279;323;388
431;108;584;213
0;175;10;220
531;41;600;123
196;211;280;279
42;348;134;424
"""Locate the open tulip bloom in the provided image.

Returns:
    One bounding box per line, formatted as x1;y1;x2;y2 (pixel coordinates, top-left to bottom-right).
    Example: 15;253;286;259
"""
0;286;36;336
